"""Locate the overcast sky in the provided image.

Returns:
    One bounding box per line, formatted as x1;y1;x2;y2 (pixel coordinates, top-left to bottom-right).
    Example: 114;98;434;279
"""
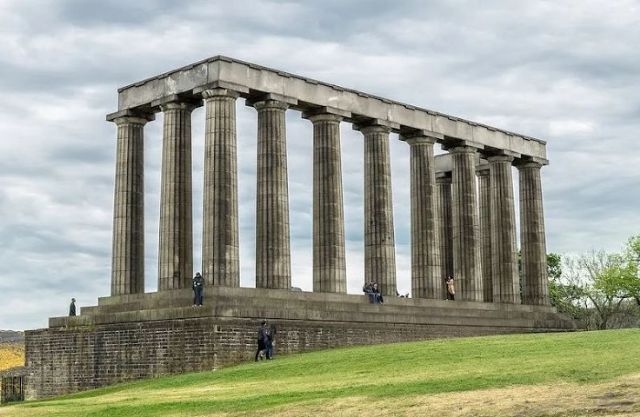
1;0;639;330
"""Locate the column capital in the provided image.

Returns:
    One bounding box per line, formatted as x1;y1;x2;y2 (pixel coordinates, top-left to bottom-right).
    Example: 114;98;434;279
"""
403;135;437;146
400;128;443;144
106;109;155;124
160;100;199;112
352;118;399;133
354;123;392;135
246;92;297;108
449;144;479;155
304;112;343;124
201;88;240;100
193;80;250;96
302;106;349;122
252;99;289;111
152;94;202;111
487;154;515;164
514;156;548;169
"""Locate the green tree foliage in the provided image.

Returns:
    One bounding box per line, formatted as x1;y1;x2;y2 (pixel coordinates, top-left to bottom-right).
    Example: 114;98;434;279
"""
549;235;640;330
622;235;640;305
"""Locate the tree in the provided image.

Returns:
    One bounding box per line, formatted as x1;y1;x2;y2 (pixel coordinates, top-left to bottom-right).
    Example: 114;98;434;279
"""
547;253;586;320
621;235;640;305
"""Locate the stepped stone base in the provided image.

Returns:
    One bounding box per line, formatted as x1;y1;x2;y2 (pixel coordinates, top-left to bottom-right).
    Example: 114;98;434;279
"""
24;287;575;399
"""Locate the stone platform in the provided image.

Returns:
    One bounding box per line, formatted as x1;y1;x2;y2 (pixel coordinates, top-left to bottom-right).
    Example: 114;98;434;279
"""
24;288;574;399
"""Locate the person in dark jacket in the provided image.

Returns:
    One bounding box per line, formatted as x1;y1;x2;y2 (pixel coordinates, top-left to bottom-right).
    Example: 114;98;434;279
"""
372;282;383;304
255;320;269;361
363;281;375;303
192;272;204;307
69;298;76;316
265;324;276;360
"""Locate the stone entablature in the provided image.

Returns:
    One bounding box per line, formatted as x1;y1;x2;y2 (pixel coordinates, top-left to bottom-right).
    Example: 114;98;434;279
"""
111;56;547;161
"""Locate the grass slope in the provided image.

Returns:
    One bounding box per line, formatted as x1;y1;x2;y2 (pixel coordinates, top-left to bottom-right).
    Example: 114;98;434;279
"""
0;343;24;372
2;330;640;417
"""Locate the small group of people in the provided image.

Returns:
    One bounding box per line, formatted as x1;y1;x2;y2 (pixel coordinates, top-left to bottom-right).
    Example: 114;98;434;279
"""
255;320;275;361
363;281;384;304
192;272;205;307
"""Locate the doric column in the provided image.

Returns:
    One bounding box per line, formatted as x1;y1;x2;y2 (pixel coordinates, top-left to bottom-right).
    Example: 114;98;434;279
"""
436;173;453;300
488;154;520;304
406;134;441;299
108;111;154;296
359;124;396;296
158;100;197;291
305;112;347;293
201;88;240;287
477;163;493;302
518;160;550;305
254;99;291;289
451;145;483;301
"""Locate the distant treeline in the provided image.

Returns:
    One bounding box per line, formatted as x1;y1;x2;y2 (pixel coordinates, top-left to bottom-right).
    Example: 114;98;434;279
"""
0;331;24;344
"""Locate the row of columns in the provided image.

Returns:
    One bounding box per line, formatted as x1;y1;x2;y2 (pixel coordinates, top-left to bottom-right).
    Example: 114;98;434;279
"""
109;91;549;305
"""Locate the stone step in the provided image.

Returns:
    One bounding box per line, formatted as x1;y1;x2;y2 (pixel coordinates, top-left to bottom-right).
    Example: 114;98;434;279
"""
57;298;574;331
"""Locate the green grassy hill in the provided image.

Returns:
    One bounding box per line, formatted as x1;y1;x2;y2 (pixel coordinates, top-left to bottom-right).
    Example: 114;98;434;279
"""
3;330;640;417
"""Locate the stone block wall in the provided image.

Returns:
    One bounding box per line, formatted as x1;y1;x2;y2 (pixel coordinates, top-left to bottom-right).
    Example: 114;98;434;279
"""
25;315;546;400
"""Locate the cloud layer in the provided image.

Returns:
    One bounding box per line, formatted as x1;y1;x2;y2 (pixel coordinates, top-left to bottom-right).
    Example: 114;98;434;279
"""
1;0;638;329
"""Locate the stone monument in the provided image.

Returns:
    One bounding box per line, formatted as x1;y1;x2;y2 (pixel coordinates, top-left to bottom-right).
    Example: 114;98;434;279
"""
23;56;574;399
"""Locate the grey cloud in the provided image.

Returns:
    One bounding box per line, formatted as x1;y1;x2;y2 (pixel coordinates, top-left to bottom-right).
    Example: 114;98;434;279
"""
1;0;639;329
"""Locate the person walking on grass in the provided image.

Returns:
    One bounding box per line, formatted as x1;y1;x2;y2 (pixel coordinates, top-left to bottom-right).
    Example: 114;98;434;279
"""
192;272;204;307
265;324;276;360
255;320;269;361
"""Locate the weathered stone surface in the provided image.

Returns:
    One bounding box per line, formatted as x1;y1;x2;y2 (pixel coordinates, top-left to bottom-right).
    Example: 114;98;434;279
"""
406;135;441;299
307;113;347;293
518;161;550;305
254;100;291;289
489;155;520;304
477;163;493;302
436;173;453;300
201;88;240;287
110;114;153;295
27;286;574;400
360;125;397;296
451;146;483;301
158;101;197;290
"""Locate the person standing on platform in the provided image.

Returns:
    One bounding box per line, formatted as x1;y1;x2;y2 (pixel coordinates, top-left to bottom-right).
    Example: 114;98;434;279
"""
69;298;77;316
192;272;204;307
446;276;456;301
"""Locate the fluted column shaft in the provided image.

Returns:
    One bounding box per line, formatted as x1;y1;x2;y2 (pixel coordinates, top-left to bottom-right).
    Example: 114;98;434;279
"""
407;136;441;299
202;88;240;287
309;113;347;293
489;155;519;304
451;146;482;301
254;100;291;289
158;102;196;291
362;125;396;296
436;174;453;300
477;165;493;302
519;161;550;305
110;115;151;296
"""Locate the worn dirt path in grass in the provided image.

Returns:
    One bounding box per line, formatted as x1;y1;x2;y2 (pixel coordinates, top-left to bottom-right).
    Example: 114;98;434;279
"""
232;373;640;417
